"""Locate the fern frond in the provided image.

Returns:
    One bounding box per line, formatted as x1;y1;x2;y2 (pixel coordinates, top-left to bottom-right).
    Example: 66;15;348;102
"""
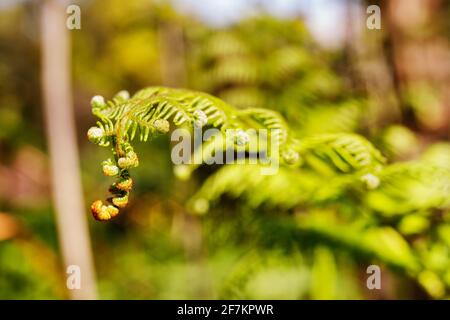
238;108;289;143
292;218;421;273
204;31;249;58
265;46;315;81
365;162;450;216
298;133;386;174
421;142;450;170
187;133;388;214
188;163;379;215
293;100;362;136
189;150;448;219
87;87;297;220
188;165;320;213
219;87;266;109
208;57;260;87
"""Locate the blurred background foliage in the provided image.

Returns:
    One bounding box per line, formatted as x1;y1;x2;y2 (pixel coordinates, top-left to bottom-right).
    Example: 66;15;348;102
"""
0;0;449;299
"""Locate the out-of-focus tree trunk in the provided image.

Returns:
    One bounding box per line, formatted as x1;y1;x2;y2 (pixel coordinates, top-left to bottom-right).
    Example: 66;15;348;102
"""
349;1;402;132
158;22;186;87
385;0;450;136
40;0;97;299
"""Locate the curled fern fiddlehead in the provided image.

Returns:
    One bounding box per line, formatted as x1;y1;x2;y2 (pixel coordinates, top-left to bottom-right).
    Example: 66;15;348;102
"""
87;87;299;221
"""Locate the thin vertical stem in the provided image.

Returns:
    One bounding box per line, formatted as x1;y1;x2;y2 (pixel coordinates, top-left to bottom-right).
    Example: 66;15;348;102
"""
40;0;97;299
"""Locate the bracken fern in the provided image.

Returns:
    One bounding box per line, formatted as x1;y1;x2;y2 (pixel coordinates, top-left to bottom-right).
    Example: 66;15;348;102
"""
87;86;301;220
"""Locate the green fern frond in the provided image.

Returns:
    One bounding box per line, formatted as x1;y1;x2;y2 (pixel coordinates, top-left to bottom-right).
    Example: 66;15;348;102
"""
298;133;386;174
187;133;387;214
291;217;421;274
188;165;321;213
204;31;249;58
238;108;289;142
421;142;450;170
206;57;260;88
183;132;386;209
265;46;315;81
365;161;450;216
87;87;296;220
293;101;362;136
219;87;266;109
190;156;449;218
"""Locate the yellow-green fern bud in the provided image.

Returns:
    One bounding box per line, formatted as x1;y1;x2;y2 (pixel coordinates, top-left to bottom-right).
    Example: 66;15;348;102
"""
153;119;170;133
90;95;105;108
361;173;380;189
114;90;130;101
112;194;129;208
118;152;139;169
115;177;133;191
102;159;119;177
282;149;300;165
87;126;105;145
193;110;208;128
91;200;119;221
